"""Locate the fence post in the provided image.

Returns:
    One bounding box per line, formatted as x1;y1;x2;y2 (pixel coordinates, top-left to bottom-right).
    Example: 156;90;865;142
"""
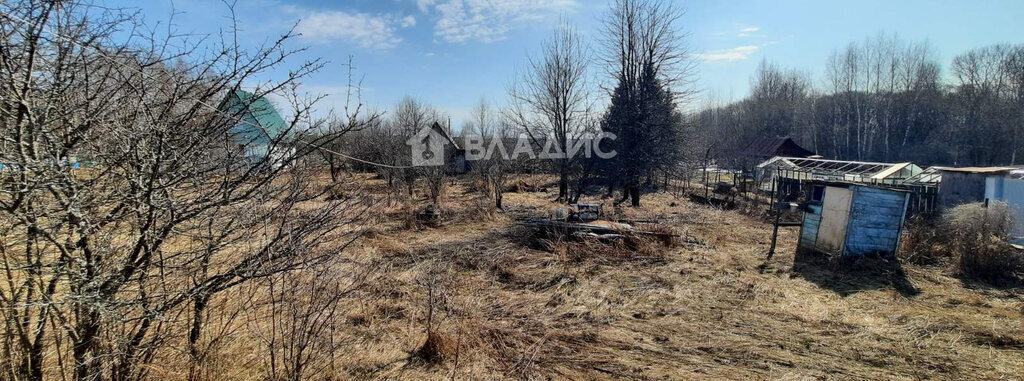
768;167;782;259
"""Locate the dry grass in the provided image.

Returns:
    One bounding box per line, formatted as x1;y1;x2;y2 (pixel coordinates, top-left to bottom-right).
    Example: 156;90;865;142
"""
165;175;1024;380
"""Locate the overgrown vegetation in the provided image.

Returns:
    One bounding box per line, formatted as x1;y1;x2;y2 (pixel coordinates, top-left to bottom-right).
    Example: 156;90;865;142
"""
902;202;1024;285
1;0;1022;380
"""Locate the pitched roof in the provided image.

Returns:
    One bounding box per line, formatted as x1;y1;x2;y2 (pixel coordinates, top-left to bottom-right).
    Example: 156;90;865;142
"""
219;89;289;140
740;137;814;158
405;122;459;149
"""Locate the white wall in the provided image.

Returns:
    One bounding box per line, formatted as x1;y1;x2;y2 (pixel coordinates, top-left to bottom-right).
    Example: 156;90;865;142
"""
985;176;1024;238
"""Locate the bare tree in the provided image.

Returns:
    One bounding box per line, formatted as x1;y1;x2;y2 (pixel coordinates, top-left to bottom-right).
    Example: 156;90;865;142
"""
1005;46;1024;164
467;97;512;209
392;96;442;199
0;2;366;380
319;57;385;183
508;22;592;202
694;36;1024;168
952;44;1013;165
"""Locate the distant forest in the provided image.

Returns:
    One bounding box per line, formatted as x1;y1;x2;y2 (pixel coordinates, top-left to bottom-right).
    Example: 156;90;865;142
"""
696;34;1024;167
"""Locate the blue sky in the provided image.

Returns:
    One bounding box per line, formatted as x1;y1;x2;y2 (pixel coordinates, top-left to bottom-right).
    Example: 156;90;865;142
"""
105;0;1024;127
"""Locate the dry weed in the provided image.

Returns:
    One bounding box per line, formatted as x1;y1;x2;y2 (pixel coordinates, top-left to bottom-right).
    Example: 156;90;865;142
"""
903;202;1024;285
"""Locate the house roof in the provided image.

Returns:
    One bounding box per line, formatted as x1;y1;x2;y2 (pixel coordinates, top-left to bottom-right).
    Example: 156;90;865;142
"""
406;122;460;149
740;137;814;158
219;89;289;139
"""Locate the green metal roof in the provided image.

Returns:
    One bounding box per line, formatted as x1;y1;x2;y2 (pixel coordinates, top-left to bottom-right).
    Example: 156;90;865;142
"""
220;89;289;143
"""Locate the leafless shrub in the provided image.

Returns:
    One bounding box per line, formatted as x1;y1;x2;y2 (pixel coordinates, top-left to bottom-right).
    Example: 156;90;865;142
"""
900;217;954;266
248;260;365;381
903;202;1023;285
413;263;458;366
464;197;500;222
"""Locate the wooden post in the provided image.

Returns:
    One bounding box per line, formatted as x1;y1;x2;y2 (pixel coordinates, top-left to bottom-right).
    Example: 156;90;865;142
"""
703;147;712;201
768;167;782;259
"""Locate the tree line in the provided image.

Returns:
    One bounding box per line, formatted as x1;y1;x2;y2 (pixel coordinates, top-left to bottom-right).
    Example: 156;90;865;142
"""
697;34;1024;167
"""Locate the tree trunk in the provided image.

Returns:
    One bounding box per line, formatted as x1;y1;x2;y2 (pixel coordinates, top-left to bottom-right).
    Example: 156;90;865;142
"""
558;162;569;202
73;309;101;381
629;186;640;207
188;294;210;381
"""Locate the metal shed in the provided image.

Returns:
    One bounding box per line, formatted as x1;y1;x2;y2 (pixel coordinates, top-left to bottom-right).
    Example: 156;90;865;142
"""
799;182;911;258
936;167;1022;206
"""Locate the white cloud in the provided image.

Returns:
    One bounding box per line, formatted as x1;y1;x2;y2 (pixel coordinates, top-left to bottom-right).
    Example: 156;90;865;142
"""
696;45;760;62
399;15;415;27
290;8;416;51
737;26;760;37
420;0;578;43
415;0;437;13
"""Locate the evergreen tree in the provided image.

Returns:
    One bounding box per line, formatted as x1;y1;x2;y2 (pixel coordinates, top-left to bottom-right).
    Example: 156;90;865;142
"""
601;62;685;206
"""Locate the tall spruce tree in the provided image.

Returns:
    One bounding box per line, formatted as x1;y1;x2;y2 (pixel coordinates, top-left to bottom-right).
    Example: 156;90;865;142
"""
601;62;684;206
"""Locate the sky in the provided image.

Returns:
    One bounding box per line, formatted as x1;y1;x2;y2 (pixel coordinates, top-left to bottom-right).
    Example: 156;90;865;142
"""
102;0;1024;128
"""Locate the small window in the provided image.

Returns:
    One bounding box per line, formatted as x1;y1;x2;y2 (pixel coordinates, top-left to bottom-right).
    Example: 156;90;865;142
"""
811;185;825;202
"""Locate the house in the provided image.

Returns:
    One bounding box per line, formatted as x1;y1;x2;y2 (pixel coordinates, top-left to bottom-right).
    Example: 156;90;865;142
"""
218;89;292;165
405;122;469;173
799;181;911;258
739;137;815;162
728;137;815;191
937;166;1024;241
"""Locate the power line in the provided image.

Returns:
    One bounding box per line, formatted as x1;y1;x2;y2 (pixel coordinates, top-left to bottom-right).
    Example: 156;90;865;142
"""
0;8;430;170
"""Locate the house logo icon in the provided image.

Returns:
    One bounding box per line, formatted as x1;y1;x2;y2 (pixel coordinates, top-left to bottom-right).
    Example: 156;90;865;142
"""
406;122;453;167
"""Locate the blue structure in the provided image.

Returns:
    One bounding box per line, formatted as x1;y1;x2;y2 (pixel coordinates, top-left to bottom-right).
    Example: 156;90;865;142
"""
799;182;910;258
217;89;291;163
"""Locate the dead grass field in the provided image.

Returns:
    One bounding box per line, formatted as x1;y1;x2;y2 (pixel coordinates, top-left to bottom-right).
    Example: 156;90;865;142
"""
209;174;1024;380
